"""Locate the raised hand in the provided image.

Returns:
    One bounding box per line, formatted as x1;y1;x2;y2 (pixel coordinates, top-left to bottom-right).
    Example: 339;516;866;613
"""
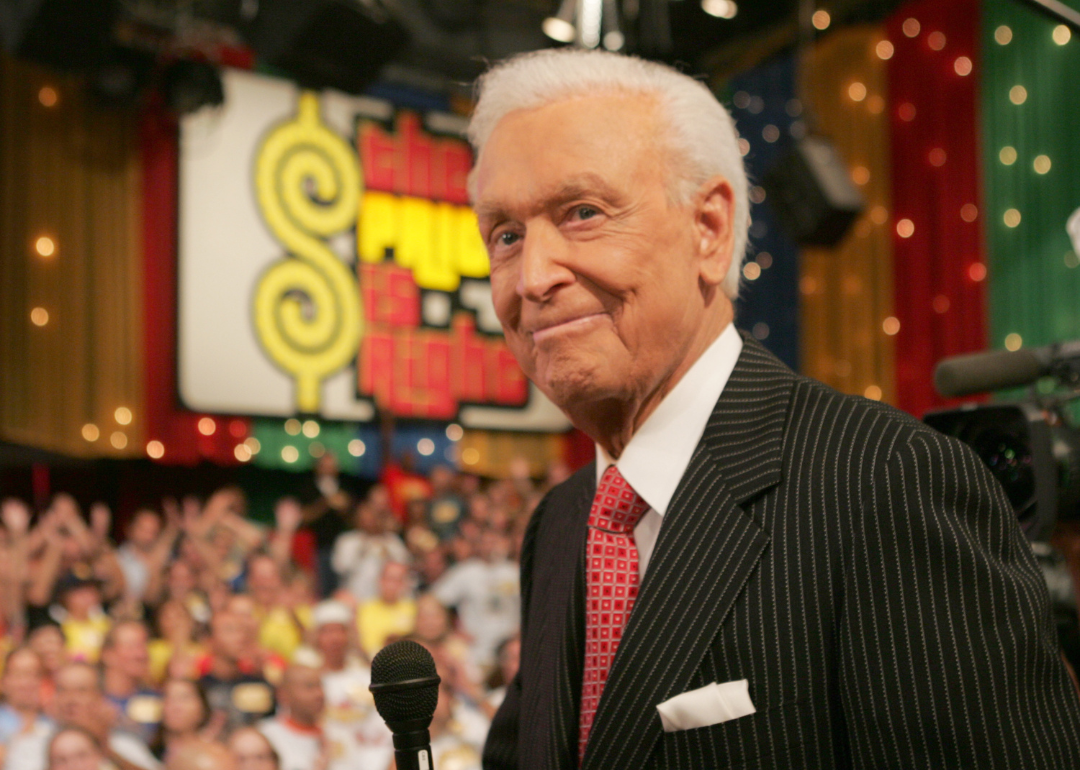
90;502;112;542
1;498;31;537
275;497;303;533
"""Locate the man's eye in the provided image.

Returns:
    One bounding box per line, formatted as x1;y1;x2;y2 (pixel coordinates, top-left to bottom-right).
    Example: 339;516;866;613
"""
575;206;598;220
497;231;520;246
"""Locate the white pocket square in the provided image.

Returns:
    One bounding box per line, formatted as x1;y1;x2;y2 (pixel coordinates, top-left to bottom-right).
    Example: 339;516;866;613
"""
656;679;756;733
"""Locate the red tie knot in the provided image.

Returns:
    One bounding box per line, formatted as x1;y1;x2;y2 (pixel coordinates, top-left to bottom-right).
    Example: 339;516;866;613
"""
589;465;649;534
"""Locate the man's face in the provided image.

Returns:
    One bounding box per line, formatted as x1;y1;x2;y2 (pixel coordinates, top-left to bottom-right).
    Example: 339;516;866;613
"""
281;666;324;724
211;614;248;663
314;623;349;664
473;93;728;412
247;557;282;608
54;665;100;724
3;649;43;712
103;623;150;682
378;563;408;603
128;511;161;549
48;730;102;770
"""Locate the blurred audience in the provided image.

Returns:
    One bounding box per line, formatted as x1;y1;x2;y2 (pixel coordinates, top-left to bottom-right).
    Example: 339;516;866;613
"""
0;455;556;768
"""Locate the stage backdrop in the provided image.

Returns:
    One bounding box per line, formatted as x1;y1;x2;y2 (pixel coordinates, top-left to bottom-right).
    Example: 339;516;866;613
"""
981;0;1080;363
177;69;567;433
0;53;145;459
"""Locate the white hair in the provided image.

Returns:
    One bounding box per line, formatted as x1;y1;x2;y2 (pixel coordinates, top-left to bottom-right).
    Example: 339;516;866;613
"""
467;48;749;298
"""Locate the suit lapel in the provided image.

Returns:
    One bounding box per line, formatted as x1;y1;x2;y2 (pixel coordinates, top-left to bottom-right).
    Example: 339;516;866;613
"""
526;464;594;770
581;335;795;769
549;469;592;770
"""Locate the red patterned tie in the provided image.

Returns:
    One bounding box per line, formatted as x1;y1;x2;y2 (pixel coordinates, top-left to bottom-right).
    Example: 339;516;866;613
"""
579;465;650;761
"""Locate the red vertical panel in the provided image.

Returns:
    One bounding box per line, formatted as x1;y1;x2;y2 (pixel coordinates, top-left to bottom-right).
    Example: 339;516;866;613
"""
140;105;247;465
888;0;988;417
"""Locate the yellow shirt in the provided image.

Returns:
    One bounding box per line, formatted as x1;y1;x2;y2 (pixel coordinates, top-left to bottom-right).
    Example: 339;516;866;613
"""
62;614;111;663
258;605;312;662
357;599;417;658
148;639;206;683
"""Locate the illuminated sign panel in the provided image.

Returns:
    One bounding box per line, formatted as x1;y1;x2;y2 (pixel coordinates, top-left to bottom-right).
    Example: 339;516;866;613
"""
178;69;567;431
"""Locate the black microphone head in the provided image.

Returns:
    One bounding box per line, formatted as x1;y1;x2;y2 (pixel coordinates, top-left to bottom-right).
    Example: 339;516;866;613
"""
369;639;440;730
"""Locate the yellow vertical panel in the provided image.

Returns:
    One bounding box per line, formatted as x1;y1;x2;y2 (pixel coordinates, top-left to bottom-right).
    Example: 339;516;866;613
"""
0;53;144;458
458;430;562;479
799;26;896;405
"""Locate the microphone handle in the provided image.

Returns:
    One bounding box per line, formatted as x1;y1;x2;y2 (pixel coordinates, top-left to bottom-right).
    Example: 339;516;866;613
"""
934;346;1050;397
392;728;435;770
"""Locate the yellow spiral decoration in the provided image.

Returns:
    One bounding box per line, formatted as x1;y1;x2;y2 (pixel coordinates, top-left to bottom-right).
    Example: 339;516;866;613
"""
253;92;363;412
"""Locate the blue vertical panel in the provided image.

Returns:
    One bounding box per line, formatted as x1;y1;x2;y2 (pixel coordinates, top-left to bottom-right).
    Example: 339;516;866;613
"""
726;53;801;371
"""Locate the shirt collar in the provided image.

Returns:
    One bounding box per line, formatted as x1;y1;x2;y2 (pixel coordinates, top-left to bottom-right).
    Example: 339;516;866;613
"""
596;323;743;516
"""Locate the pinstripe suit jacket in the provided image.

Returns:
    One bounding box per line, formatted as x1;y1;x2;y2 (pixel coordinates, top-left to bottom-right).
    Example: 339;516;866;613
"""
483;334;1080;769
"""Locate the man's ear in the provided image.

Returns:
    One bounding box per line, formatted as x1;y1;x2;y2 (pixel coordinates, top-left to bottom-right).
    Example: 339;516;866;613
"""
694;176;736;288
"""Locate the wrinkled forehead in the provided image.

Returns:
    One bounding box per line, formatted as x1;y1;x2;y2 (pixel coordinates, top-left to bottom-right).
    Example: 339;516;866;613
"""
469;90;670;206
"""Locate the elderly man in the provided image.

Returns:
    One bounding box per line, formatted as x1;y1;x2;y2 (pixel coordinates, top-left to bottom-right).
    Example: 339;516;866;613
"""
470;49;1080;769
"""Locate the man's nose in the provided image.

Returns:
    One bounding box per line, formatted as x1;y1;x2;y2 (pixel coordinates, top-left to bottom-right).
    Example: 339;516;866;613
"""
517;221;575;301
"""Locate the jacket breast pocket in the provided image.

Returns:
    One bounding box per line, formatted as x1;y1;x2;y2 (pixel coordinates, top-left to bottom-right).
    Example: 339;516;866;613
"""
655;698;811;770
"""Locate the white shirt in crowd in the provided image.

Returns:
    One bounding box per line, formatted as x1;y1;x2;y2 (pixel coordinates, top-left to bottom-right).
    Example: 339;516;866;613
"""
433;559;519;669
258;718;323;770
595;323;742;578
1;717;52;770
321;659;393;770
331;532;410;602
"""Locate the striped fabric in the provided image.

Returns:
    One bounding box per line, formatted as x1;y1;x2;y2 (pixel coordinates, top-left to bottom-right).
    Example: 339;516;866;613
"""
483;332;1080;769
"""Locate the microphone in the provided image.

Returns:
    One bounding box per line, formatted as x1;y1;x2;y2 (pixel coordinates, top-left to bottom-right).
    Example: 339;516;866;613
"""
369;640;442;770
936;210;1080;398
934;339;1080;397
934;347;1050;397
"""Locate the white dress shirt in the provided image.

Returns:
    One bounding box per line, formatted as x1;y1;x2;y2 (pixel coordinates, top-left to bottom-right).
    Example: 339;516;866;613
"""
596;323;743;577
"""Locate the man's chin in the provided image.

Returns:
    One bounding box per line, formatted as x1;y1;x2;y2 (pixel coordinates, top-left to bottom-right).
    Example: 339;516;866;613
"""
538;366;623;414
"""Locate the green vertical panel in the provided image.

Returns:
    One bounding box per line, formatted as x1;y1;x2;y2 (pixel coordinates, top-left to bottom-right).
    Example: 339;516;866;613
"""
250;418;363;472
982;2;1080;354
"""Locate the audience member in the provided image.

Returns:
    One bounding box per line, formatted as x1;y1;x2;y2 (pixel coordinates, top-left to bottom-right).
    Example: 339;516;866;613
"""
225;727;278;770
432;530;519;669
196;612;274;732
0;647;53;770
147;602;203;685
45;727;105;770
52;662;162;770
330;500;408;604
426;466;465;542
164;739;235;770
256;664;327;770
485;637;520;711
26;625;64;709
309;602;391;770
356;563;416;659
149;679;214;763
101;622;160;744
428;682;481;770
116;508;177;608
298;455;359;598
243;556;304;663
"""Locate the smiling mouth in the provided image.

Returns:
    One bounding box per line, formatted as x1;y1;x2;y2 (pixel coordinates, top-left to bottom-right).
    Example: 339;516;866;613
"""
530;313;607;344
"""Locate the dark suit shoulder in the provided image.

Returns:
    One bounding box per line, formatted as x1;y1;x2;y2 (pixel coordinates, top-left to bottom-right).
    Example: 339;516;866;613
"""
735;335;944;489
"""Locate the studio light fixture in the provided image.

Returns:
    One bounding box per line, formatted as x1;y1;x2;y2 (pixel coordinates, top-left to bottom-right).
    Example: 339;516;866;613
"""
543;0;624;50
